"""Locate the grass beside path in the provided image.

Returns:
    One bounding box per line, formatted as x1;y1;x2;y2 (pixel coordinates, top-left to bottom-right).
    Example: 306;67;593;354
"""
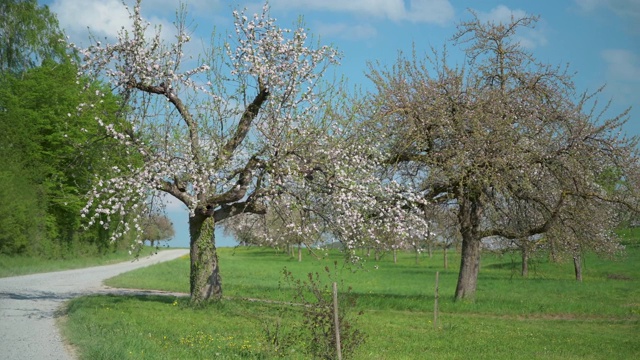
63;294;638;360
0;246;176;278
63;239;640;359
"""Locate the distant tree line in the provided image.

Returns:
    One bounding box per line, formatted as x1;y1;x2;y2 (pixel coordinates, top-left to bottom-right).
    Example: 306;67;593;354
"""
142;213;175;247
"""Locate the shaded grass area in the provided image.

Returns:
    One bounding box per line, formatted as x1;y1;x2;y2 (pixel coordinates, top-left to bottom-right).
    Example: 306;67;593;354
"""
67;240;640;359
0;246;173;278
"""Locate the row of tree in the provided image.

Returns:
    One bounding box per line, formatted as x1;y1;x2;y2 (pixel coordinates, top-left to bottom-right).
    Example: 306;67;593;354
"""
0;0;174;257
19;0;639;303
214;9;639;298
74;1;640;302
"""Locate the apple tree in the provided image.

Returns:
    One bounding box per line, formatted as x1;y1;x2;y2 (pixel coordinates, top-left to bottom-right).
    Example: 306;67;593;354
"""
362;12;640;300
75;0;341;303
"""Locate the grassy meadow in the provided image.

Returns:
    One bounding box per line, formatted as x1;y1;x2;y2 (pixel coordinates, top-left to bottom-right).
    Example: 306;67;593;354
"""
0;246;169;278
61;233;640;359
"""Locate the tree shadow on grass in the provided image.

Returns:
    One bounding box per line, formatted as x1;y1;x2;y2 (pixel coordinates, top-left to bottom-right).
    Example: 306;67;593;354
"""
112;293;179;304
62;293;183;317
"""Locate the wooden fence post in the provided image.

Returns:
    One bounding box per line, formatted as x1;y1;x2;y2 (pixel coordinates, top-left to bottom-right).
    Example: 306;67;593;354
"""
333;282;342;360
434;271;439;330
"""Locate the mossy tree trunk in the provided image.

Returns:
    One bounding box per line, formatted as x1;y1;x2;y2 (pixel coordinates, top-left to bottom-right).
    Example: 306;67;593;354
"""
189;213;222;304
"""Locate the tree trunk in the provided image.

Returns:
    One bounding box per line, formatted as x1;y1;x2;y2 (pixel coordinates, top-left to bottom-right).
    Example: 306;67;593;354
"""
393;248;398;263
521;245;529;277
573;253;583;282
454;197;482;301
298;243;302;262
189;214;222;304
455;237;480;300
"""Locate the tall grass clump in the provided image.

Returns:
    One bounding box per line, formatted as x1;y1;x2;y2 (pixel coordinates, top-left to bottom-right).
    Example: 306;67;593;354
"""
262;263;366;359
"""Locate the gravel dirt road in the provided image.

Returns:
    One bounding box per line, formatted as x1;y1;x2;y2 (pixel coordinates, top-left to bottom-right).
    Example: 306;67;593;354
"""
0;249;190;360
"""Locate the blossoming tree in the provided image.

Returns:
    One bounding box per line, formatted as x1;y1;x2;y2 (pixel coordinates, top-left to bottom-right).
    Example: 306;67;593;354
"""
220;104;435;262
363;13;640;300
75;0;341;303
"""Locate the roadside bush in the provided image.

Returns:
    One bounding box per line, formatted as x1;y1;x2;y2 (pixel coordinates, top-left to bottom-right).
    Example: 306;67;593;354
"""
263;263;366;359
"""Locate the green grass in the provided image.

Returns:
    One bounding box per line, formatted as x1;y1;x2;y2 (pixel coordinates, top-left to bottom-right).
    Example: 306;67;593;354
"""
63;240;640;359
0;246;171;278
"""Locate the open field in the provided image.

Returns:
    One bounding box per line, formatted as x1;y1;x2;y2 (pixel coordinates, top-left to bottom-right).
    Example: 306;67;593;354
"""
62;234;640;359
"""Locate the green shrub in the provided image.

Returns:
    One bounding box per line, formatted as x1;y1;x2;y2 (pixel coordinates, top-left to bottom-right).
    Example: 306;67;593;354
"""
264;263;366;359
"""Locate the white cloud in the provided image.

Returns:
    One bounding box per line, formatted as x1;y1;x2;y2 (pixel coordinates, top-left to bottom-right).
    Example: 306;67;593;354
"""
51;0;131;43
574;0;640;33
477;4;527;24
314;22;378;41
145;0;222;14
51;0;217;66
574;0;602;11
404;0;456;24
601;48;640;105
270;0;455;25
51;0;182;46
475;5;547;49
575;0;640;18
602;49;640;81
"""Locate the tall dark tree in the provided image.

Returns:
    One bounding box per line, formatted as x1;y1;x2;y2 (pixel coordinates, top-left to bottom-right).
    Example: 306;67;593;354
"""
0;59;132;256
363;12;639;300
0;0;139;257
0;0;67;73
0;154;46;254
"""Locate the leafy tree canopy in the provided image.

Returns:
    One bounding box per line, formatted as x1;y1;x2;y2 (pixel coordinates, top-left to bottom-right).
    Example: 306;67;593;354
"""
0;0;68;73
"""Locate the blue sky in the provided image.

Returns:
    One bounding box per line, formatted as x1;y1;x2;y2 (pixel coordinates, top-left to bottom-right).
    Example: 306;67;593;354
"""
42;0;640;248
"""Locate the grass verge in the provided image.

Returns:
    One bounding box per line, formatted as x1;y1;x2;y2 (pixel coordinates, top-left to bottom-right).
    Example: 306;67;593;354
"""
0;246;174;278
62;293;638;360
63;241;640;359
